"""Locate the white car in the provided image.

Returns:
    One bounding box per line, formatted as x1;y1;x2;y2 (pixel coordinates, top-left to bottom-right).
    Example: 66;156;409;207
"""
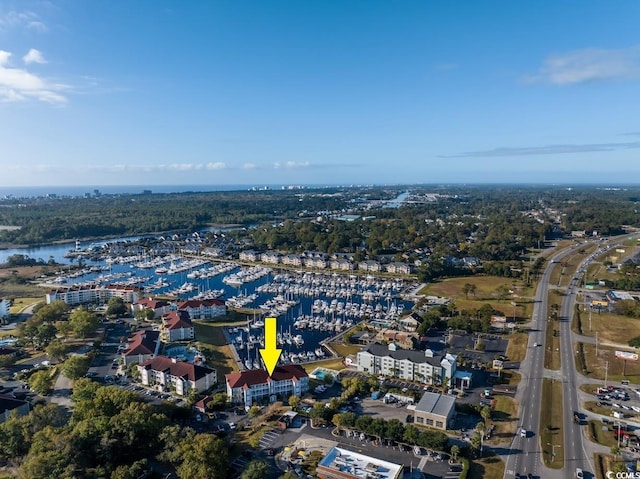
576;467;584;478
228;422;236;430
520;428;527;438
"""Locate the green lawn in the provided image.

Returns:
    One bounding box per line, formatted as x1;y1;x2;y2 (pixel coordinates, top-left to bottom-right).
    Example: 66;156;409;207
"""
540;379;564;469
193;321;239;376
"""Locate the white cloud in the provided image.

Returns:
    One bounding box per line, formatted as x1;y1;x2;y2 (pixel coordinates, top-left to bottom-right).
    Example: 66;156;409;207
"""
23;48;46;64
273;161;311;169
205;162;226;170
0;10;46;32
0;49;67;104
94;163;228;173
242;163;257;169
524;46;640;85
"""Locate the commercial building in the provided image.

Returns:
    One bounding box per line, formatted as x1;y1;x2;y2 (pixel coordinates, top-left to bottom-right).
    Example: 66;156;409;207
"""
317;447;402;479
410;391;456;430
225;365;309;408
356;343;457;387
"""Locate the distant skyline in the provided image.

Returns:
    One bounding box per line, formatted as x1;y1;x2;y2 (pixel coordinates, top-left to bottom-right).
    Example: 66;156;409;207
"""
1;1;640;186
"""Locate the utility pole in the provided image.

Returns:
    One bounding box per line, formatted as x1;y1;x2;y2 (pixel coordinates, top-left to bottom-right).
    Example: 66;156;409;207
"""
605;360;609;389
589;307;592;332
595;332;598;356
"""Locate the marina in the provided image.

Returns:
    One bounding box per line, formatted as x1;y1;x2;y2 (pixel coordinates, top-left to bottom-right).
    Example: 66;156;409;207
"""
19;237;417;371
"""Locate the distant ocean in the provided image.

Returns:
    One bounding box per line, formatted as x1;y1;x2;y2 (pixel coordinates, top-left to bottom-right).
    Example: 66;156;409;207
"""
0;184;342;198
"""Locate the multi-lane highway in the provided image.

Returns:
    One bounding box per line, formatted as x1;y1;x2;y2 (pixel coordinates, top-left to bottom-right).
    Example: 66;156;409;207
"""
504;236;634;479
503;243;586;479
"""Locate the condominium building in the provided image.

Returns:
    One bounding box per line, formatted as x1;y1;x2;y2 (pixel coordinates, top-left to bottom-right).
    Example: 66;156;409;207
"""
45;284;142;306
356;343;457;387
137;356;217;396
225;365;309;408
161;310;195;342
178;299;226;320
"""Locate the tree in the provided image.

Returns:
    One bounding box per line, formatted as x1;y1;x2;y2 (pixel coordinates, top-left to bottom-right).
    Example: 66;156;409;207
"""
241;460;270;479
610;445;620;459
28;369;54;395
462;283;473;300
164;432;228;479
206;392;228;411
62;355;90;380
288;395;300;409
46;341;70;362
480;405;492;425
68;308;100;339
450;444;460;462
495;284;510;302
248;405;261;418
107;297;128;318
629;336;640;348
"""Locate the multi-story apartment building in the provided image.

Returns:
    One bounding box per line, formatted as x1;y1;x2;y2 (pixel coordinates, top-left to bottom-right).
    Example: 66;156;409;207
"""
177;299;226;320
161;310;195;342
137;356;217;396
45;284;142;306
0;298;10;320
225;365;309;408
121;330;160;365
239;250;261;262
356;343;457;387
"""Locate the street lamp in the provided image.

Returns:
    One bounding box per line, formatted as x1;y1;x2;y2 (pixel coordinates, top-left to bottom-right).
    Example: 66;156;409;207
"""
546;443;561;462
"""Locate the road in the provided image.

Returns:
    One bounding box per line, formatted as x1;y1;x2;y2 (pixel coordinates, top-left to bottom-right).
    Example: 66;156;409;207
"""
503;244;584;479
504;236;635;479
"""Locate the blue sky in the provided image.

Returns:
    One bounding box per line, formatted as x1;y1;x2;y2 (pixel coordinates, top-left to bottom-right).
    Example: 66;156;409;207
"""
1;1;640;187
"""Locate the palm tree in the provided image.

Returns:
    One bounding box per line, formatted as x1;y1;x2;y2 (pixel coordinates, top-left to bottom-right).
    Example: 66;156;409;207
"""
481;405;492;425
450;445;460;462
476;422;486;456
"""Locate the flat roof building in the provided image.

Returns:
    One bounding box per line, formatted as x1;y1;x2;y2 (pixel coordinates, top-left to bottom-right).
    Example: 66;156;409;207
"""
317;447;402;479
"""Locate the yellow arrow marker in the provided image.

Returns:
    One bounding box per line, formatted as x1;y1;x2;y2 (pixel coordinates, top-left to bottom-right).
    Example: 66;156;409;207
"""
259;317;282;376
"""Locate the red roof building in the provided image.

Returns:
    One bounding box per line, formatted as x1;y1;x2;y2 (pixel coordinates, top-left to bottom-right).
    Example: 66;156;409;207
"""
122;330;160;365
138;355;216;396
225;365;309;408
177;298;226;320
161;310;194;342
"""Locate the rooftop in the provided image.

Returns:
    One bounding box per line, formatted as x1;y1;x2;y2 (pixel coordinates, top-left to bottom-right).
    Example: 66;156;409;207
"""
124;330;159;357
414;391;456;417
163;310;192;330
225;364;308;389
139;355;214;381
361;343;457;366
318;447;402;479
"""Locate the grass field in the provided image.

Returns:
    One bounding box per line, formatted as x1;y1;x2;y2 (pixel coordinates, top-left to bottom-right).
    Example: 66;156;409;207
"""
540;378;564;468
581;342;640;384
558;246;596;288
544;320;561;371
302;358;345;373
487;396;518;444
468;456;505;479
504;371;521;386
587;420;618;448
505;333;528;362
8;297;42;314
193;321;240;376
576;310;640;346
330;343;363;357
421;275;534;321
583;401;613;418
